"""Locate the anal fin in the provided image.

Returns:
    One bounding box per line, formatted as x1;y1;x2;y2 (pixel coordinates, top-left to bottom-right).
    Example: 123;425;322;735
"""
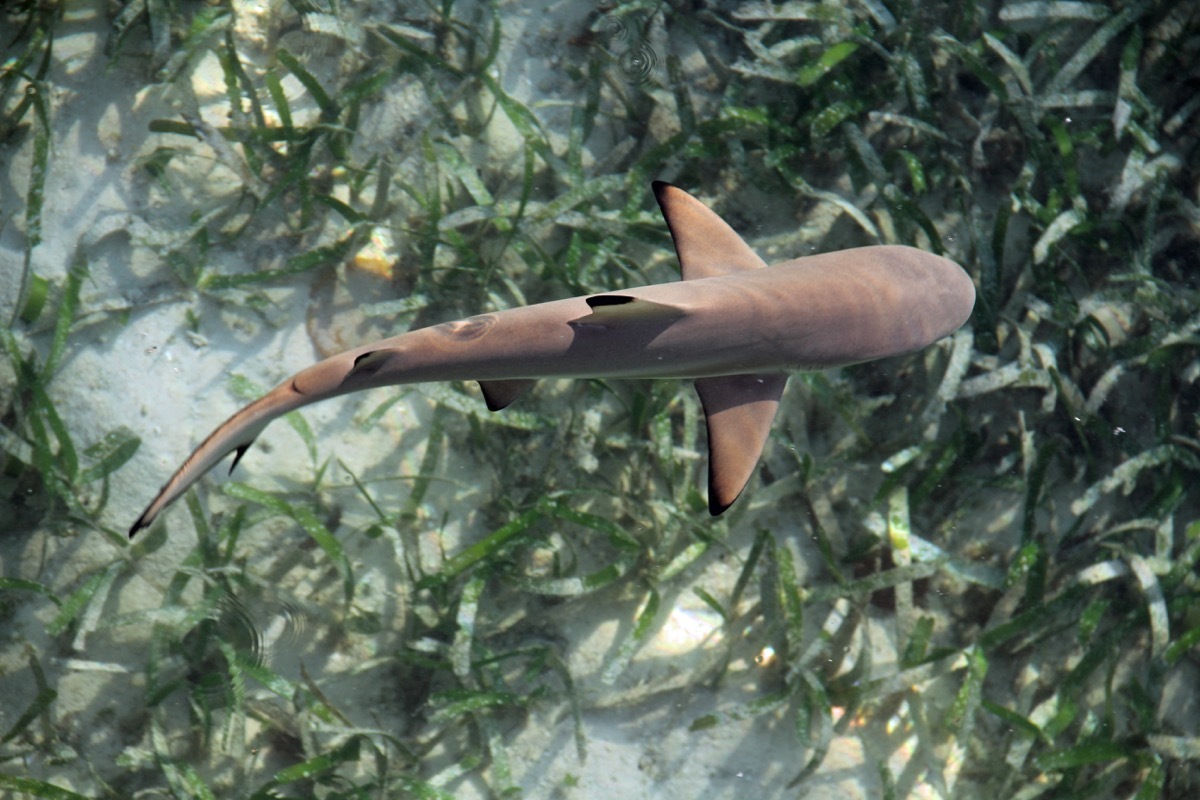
479;379;535;411
694;373;788;515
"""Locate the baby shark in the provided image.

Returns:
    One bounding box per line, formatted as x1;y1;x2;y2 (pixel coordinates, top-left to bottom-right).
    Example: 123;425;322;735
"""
129;182;974;536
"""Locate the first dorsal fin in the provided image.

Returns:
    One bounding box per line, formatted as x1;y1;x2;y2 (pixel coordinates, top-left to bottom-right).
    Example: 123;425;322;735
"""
571;294;687;326
653;182;767;280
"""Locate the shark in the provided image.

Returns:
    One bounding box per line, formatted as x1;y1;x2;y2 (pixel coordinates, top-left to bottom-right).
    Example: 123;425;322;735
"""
128;182;975;537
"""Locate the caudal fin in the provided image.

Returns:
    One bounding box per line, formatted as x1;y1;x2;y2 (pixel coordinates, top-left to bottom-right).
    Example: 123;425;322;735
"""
128;386;295;538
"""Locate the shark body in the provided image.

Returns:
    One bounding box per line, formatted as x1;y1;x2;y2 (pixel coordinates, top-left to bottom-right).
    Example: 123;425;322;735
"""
129;182;974;536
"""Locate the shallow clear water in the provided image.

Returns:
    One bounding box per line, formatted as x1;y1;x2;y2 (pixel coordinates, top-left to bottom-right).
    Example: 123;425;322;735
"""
1;1;1198;798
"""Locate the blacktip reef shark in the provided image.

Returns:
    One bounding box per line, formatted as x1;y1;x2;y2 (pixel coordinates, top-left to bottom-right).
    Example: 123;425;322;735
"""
129;182;974;537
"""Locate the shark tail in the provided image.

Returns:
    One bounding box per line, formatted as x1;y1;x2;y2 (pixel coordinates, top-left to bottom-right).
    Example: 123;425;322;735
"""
127;380;307;538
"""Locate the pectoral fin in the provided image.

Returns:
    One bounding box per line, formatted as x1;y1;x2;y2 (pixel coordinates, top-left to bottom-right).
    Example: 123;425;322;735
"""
695;373;788;515
653;181;768;280
478;379;535;411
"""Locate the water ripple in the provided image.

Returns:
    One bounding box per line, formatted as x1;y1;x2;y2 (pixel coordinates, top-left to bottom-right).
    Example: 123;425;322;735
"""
600;12;658;85
180;589;310;702
619;38;658;84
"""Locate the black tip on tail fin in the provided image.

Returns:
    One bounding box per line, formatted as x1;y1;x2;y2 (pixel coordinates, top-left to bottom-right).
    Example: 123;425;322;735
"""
229;442;253;474
128;511;150;539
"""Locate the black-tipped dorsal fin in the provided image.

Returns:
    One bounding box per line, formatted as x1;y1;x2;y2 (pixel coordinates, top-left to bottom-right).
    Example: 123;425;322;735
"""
572;294;687;326
346;349;395;382
694;373;788;514
478;379;535;411
653;182;767;281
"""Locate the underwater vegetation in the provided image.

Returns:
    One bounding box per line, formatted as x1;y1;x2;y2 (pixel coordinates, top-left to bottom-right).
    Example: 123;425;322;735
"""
0;0;1198;797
